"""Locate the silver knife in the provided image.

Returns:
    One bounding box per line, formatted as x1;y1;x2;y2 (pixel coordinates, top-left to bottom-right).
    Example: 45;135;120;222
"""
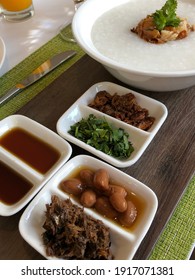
0;50;77;106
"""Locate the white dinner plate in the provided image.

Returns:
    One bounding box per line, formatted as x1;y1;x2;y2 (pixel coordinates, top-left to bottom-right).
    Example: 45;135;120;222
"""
19;155;158;260
0;37;6;70
0;0;75;76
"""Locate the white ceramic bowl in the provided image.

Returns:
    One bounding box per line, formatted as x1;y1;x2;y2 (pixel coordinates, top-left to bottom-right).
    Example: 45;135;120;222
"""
0;115;72;216
19;155;158;260
72;0;195;92
57;82;167;168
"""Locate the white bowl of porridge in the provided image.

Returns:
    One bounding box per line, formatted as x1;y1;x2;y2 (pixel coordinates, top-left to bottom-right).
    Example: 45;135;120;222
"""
72;0;195;92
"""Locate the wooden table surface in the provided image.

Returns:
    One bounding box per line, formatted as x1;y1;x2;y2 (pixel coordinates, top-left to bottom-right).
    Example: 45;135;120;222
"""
0;55;194;260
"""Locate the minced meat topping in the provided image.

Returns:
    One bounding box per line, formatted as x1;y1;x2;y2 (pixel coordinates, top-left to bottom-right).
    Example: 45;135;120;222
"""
42;195;113;260
131;16;194;44
131;0;195;44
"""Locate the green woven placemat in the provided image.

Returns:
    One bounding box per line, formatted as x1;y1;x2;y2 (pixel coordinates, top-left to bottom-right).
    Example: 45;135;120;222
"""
149;176;195;260
0;25;194;260
0;26;85;120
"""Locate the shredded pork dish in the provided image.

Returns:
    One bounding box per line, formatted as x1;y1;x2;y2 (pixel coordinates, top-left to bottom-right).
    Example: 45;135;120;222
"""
42;195;113;260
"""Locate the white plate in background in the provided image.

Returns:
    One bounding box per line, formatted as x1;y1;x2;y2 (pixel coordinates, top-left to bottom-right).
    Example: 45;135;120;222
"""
0;37;6;70
0;0;75;76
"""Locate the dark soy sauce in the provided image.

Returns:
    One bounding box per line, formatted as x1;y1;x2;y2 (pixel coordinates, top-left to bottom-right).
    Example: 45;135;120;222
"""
0;161;34;205
0;127;61;174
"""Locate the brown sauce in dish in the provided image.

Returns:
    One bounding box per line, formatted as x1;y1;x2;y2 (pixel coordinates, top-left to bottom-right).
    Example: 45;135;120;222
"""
0;161;34;205
0;127;61;174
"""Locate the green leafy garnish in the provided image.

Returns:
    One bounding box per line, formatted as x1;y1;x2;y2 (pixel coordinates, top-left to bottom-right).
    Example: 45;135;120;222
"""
68;114;134;159
153;0;181;31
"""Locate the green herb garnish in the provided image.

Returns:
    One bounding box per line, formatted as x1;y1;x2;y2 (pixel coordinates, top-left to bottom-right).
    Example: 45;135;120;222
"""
153;0;181;31
68;114;134;159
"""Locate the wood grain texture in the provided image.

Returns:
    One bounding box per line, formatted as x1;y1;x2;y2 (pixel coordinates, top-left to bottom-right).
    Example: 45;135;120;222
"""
0;55;194;260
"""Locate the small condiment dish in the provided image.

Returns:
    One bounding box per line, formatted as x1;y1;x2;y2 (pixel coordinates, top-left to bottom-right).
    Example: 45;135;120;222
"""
0;114;72;216
19;155;158;260
56;81;167;168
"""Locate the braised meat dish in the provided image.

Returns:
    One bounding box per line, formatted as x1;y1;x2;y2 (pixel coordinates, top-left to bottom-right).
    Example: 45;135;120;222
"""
131;16;195;44
42;195;113;260
131;0;195;44
89;91;155;131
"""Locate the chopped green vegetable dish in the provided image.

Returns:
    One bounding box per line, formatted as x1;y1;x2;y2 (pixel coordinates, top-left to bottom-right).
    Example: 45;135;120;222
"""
68;114;134;159
153;0;181;31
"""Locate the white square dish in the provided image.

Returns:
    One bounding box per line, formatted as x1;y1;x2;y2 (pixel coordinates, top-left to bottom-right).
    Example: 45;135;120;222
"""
19;155;158;260
56;81;167;167
0;114;72;216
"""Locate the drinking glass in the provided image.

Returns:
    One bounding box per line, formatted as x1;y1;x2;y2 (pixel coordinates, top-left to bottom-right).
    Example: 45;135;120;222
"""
0;0;34;22
59;0;85;43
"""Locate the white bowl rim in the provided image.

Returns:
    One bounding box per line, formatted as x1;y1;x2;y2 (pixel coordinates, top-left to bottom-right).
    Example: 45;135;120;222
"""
72;0;195;78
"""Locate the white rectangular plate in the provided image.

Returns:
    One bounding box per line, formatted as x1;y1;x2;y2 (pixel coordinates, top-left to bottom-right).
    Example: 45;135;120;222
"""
19;155;158;260
56;81;168;167
0;114;72;216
